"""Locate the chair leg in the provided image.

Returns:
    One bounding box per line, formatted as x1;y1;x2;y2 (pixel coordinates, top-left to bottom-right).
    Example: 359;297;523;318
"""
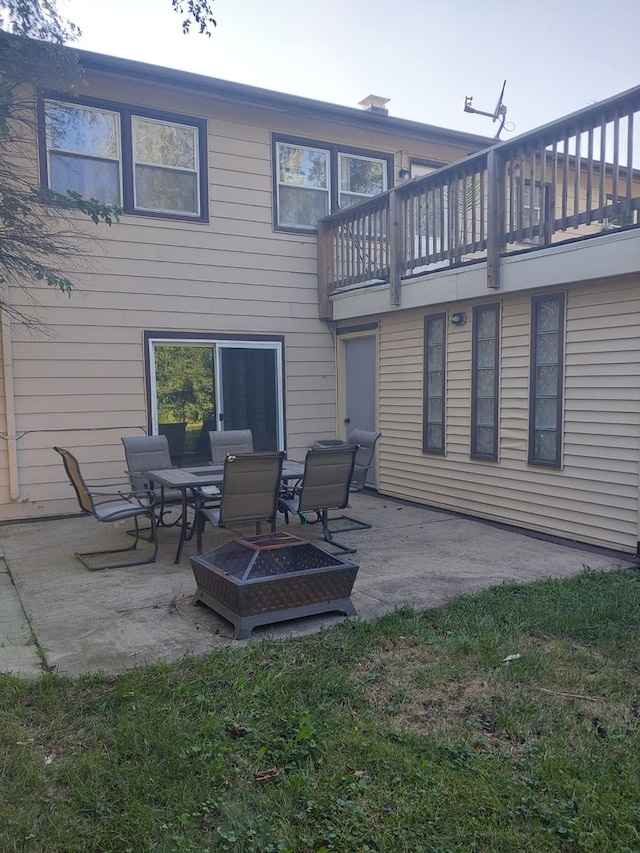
76;512;158;571
128;493;177;541
326;514;372;534
320;510;357;555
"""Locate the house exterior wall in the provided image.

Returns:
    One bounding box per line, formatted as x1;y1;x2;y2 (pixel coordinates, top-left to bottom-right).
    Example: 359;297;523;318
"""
0;64;488;520
371;274;640;554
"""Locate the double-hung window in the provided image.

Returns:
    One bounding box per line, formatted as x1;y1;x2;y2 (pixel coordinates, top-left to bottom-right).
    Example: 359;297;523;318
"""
338;152;386;208
423;313;446;454
44;101;122;205
471;303;500;460
275;142;330;229
274;136;391;231
528;293;565;467
41;97;207;221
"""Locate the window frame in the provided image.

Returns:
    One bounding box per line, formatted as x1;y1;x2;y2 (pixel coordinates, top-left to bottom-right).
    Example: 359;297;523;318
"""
409;158;446;179
272;134;393;233
515;179;551;245
144;330;286;453
471;302;500;461
528;293;565;468
39;93;209;223
423;312;447;454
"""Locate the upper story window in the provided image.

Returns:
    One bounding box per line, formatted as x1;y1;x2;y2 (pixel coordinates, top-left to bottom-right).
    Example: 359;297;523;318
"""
273;136;391;232
338;153;386;208
41;97;208;221
276;142;330;229
45;101;122;205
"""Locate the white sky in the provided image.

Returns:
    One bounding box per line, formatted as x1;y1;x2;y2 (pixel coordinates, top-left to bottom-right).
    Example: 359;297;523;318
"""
64;0;640;138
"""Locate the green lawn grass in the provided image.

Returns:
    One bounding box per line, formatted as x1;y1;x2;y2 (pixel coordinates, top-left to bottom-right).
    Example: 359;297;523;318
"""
2;568;640;852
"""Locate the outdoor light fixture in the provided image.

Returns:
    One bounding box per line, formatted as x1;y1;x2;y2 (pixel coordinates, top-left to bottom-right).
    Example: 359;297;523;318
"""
450;312;467;326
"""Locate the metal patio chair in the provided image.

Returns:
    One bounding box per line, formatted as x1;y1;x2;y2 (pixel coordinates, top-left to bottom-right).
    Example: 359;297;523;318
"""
195;450;285;553
53;446;158;570
122;434;185;527
348;429;382;491
158;422;186;466
278;444;358;554
325;429;382;534
208;429;254;464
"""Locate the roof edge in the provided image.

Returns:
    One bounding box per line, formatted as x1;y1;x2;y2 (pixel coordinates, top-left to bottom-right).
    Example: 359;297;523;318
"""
74;46;494;150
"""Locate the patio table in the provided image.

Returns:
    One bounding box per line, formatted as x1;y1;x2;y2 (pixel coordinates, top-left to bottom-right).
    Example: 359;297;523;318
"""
143;460;305;563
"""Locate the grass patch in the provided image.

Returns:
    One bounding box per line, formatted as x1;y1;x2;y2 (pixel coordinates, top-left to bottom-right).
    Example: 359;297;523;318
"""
1;567;640;851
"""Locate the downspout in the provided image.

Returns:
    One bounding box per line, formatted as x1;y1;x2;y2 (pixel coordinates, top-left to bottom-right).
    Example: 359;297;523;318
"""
0;294;20;501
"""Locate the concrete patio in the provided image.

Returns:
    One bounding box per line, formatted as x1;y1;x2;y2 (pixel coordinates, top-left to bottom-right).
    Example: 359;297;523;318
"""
0;491;634;679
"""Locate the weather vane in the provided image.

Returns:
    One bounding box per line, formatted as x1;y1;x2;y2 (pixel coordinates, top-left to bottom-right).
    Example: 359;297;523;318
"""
463;80;508;139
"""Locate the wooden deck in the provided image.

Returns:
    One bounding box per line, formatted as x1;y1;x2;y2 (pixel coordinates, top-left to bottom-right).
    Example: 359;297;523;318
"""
318;85;640;317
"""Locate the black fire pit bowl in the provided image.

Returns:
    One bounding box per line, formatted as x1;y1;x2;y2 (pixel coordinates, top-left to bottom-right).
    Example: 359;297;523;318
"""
190;532;359;639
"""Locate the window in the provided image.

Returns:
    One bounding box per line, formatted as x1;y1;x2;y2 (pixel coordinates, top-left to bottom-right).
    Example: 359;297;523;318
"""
44;101;122;204
338;153;386;208
528;294;565;467
42;97;207;220
132;116;200;215
423;313;446;454
409;161;450;265
471;303;500;460
273;136;391;231
513;180;550;245
146;334;285;466
276;142;330;228
522;181;542;230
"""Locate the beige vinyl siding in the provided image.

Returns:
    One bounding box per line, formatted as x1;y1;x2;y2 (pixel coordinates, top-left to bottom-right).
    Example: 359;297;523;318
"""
377;278;640;553
0;67;548;519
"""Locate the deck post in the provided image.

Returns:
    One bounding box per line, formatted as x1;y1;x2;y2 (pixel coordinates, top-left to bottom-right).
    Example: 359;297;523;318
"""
389;189;404;305
486;149;503;290
317;218;332;319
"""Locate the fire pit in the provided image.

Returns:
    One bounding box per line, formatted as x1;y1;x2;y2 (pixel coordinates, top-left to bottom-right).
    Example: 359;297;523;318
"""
190;532;359;639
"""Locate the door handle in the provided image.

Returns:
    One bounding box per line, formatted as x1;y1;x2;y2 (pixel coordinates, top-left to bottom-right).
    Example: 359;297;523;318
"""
344;418;350;424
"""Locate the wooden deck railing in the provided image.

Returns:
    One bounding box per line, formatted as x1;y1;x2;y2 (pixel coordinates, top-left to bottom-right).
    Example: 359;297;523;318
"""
318;84;640;317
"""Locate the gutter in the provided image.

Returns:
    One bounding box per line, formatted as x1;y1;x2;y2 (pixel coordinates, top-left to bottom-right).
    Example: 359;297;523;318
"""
0;295;19;501
75;49;494;151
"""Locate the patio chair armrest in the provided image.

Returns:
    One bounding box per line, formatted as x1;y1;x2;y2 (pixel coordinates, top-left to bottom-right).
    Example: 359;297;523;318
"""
279;478;302;500
86;479;139;490
188;485;220;509
90;488;157;508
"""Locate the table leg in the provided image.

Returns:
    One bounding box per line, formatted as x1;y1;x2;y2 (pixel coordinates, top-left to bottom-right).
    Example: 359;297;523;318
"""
174;489;189;563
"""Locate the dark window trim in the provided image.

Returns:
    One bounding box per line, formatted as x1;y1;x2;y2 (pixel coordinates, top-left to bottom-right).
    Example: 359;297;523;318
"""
271;133;394;234
337;321;379;336
423;312;446;455
38;91;209;223
471;302;500;461
528;293;565;468
410;157;447;172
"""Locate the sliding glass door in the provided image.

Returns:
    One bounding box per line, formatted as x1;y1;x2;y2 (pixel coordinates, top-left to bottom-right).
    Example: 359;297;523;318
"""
217;343;280;451
147;336;284;465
